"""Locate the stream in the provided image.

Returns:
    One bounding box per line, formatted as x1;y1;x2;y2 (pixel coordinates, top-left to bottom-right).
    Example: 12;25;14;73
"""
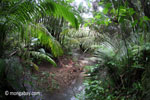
42;72;85;100
23;71;85;100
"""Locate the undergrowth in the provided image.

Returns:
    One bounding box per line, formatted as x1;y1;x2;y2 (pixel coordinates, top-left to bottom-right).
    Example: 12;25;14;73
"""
83;43;150;100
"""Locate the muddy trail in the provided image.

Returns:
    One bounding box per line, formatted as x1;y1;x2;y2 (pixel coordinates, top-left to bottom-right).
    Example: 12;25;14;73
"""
29;49;98;100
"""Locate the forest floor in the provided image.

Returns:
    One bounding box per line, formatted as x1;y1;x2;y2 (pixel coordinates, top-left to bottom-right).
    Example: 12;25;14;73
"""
33;49;98;100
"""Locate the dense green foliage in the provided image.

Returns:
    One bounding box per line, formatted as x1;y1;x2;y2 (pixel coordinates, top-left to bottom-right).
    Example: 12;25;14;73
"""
84;43;150;99
80;0;150;100
0;0;79;99
1;0;150;100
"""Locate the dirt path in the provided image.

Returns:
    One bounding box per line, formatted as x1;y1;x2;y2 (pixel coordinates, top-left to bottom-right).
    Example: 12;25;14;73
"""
33;49;98;100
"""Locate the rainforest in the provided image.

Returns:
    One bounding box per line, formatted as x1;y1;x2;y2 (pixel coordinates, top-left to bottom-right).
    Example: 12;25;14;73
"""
0;0;150;100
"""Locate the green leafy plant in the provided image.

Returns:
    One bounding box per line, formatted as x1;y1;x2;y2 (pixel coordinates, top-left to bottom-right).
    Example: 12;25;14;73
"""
0;0;79;56
30;51;57;67
84;79;117;100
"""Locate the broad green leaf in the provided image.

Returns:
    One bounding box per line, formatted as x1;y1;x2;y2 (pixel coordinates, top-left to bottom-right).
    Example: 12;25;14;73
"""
143;16;150;21
105;3;112;8
95;14;101;19
128;8;135;16
103;8;109;14
131;20;138;27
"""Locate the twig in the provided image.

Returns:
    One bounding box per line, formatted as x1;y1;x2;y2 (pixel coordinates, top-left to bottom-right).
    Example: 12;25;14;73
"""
9;50;18;57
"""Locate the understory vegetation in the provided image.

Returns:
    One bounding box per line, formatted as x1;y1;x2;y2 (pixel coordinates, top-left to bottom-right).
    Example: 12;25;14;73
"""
0;0;150;100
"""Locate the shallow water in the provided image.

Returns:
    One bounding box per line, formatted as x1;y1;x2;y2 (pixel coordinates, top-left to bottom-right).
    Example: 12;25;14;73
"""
42;73;85;100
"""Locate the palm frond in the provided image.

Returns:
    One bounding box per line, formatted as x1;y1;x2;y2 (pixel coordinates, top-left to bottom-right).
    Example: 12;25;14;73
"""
0;0;79;45
41;0;79;29
60;28;101;50
0;0;79;57
30;51;57;67
28;23;63;57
